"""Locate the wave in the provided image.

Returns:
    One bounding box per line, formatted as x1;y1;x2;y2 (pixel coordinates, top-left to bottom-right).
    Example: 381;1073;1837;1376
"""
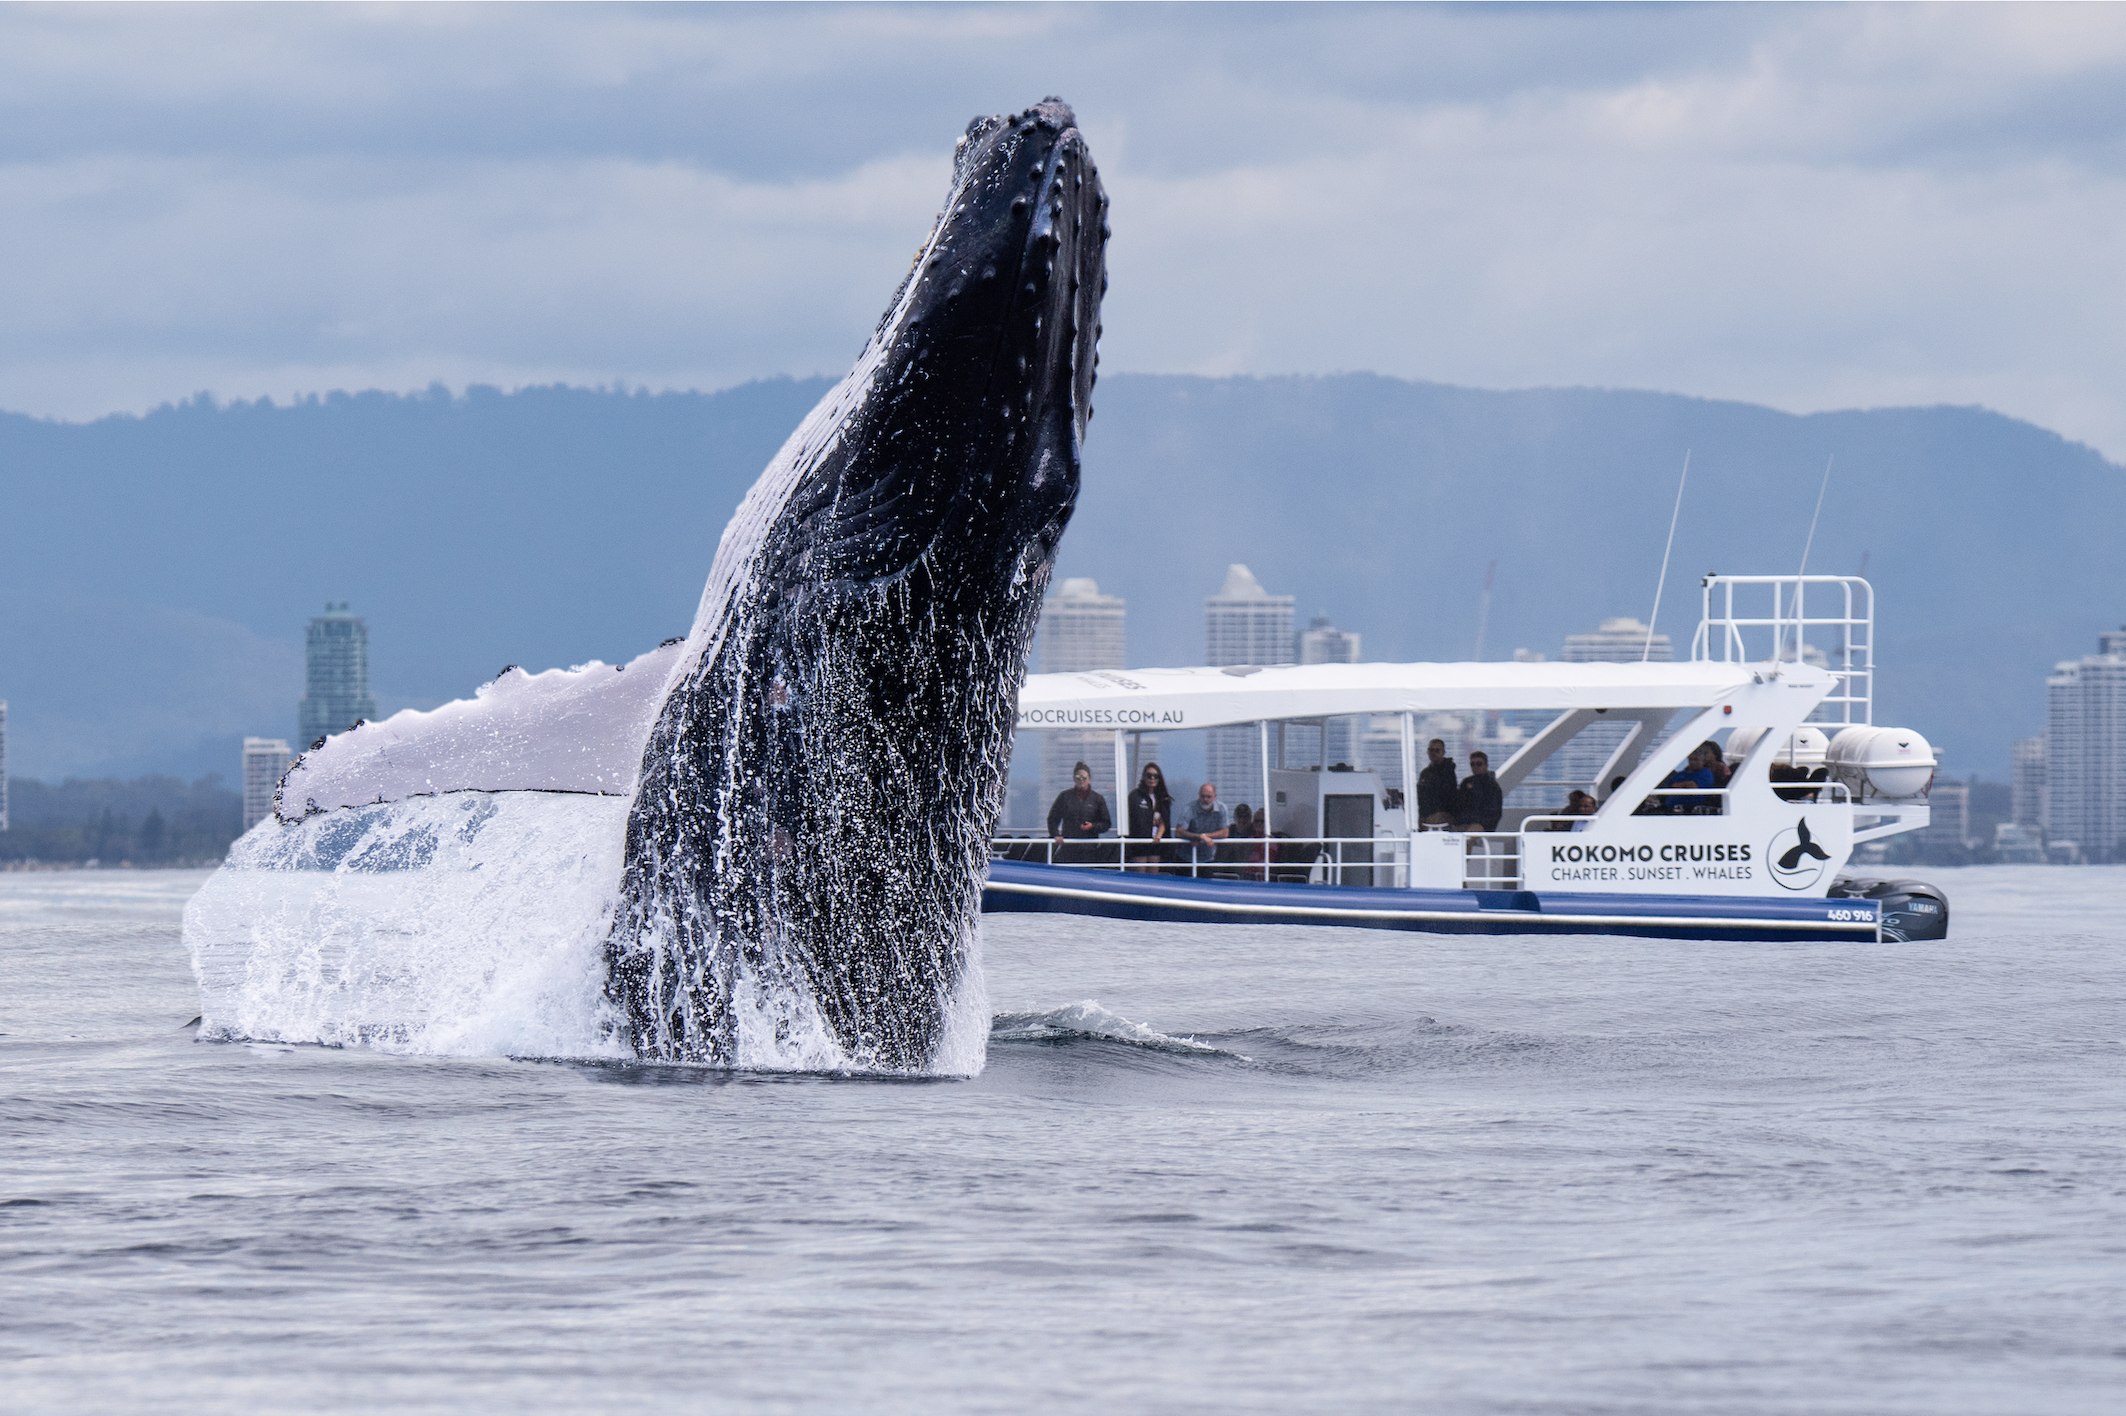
989;1000;1250;1060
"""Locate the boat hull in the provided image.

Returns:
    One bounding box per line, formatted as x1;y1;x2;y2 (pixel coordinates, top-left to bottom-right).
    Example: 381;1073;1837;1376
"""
982;860;1881;942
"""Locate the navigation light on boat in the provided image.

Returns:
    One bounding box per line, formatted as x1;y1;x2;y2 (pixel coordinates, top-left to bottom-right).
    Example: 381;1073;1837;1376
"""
1826;726;1937;800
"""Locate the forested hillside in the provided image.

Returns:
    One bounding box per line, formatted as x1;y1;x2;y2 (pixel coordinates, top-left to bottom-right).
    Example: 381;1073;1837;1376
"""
4;374;2117;783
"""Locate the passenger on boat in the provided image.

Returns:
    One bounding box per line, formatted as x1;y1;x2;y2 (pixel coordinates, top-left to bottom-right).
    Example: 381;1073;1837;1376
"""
1547;789;1597;830
1699;740;1733;789
1769;762;1826;802
1214;805;1272;881
1214;804;1252;879
1241;810;1274;880
1047;762;1113;864
1125;763;1171;871
1453;751;1504;831
1417;739;1459;827
1649;745;1720;814
1174;782;1230;870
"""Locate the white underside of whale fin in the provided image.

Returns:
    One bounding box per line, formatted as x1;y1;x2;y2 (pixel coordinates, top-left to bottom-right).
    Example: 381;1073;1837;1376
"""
276;640;688;820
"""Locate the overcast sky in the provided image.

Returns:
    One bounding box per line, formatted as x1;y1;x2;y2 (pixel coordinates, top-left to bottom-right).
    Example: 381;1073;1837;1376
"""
5;2;2124;459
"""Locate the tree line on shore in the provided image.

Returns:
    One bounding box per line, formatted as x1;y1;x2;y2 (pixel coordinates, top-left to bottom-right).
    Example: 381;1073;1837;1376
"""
2;775;242;866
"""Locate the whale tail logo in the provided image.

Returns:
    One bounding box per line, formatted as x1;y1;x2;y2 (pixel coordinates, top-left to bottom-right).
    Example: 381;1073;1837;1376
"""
1777;818;1832;871
1767;817;1834;890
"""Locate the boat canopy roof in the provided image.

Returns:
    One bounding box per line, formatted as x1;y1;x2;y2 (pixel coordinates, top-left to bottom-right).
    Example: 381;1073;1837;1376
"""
1016;659;1813;733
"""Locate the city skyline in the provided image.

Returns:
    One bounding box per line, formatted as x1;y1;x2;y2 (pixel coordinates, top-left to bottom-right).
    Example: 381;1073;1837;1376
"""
4;566;2116;839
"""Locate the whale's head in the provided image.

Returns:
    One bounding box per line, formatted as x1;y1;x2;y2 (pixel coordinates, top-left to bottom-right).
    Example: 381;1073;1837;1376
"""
761;96;1105;623
610;99;1109;1073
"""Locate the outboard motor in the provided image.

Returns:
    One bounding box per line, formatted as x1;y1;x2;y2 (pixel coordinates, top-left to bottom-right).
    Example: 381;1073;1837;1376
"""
1829;876;1950;942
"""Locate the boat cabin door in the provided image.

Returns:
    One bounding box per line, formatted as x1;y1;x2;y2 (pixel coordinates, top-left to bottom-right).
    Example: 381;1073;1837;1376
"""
1323;793;1375;886
1269;769;1319;837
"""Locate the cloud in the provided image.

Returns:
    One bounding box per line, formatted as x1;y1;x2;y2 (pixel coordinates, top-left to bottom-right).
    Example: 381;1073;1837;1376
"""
2;3;2124;456
0;149;950;412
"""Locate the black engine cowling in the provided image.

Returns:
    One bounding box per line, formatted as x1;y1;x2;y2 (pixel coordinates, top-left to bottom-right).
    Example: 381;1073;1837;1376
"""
1829;876;1950;942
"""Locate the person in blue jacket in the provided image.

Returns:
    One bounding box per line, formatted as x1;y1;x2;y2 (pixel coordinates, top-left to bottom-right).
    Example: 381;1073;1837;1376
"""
1654;743;1720;814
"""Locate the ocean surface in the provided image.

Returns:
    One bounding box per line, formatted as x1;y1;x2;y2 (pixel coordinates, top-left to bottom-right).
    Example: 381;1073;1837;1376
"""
4;865;2123;1413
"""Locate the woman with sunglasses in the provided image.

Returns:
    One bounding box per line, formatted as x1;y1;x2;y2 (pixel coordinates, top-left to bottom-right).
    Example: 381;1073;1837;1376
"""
1125;762;1173;872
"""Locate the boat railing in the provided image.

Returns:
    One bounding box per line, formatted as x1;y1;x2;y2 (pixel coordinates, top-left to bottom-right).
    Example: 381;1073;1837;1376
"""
1457;833;1522;889
989;834;1408;888
1622;787;1729;816
996;779;1862;894
1693;573;1874;727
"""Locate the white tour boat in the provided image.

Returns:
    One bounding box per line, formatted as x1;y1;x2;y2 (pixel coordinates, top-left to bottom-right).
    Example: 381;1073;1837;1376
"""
987;575;1950;942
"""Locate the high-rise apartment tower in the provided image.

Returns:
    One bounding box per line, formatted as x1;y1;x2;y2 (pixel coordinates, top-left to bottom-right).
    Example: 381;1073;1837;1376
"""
2011;735;2047;831
1037;579;1132;814
242;738;293;832
1554;616;1674;797
2045;627;2126;862
1562;617;1673;664
298;603;378;748
1298;612;1362;767
1204;565;1294;807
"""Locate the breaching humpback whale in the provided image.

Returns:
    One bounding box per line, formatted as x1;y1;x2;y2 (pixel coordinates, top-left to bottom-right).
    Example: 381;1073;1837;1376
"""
182;99;1108;1075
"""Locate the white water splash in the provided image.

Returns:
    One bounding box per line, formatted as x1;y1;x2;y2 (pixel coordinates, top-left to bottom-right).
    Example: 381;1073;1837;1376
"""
182;790;990;1075
184;793;631;1059
989;999;1242;1058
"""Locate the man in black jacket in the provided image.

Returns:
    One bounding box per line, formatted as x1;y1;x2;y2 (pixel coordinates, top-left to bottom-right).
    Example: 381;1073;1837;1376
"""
1047;761;1113;864
1416;738;1459;827
1454;750;1504;832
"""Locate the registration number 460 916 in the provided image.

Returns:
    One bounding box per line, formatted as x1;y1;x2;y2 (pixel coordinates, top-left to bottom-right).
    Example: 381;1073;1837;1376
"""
1825;908;1869;922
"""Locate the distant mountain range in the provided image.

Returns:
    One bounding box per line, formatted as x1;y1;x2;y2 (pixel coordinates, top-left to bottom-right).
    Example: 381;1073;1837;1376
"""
4;374;2118;784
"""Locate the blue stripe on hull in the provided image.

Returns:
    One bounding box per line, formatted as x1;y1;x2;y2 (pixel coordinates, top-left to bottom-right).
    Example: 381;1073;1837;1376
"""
981;860;1879;942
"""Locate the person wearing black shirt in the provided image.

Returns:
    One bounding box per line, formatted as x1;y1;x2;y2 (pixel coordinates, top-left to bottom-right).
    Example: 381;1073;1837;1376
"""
1416;738;1459;827
1453;750;1504;832
1047;761;1113;864
1125;762;1172;871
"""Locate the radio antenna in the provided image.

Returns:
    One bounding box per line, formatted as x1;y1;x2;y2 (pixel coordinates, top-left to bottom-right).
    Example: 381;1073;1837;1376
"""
1798;453;1834;576
1644;450;1690;663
